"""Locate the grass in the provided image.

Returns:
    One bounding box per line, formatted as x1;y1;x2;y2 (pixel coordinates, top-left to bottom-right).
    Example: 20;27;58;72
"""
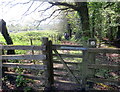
0;30;61;54
0;30;61;45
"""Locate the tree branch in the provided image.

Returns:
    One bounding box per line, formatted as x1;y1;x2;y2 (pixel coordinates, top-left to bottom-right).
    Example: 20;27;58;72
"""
48;8;70;24
23;1;34;16
49;2;77;10
38;5;54;12
35;8;69;27
9;0;31;8
38;5;54;17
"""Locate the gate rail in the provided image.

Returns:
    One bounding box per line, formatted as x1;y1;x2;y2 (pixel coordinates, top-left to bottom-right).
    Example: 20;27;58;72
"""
0;37;54;90
0;37;120;90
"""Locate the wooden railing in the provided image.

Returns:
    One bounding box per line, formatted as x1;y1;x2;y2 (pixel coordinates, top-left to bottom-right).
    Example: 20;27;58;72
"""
52;44;120;90
86;48;120;84
0;37;54;90
52;44;85;84
0;38;120;90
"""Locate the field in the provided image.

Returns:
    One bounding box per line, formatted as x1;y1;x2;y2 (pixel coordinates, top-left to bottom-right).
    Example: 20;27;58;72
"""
0;30;61;45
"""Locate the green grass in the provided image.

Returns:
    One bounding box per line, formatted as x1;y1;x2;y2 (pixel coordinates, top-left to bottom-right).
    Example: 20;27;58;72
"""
0;30;60;45
0;30;61;54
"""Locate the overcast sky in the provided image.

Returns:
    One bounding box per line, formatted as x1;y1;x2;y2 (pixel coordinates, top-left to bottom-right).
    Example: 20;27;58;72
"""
1;0;119;26
0;0;59;25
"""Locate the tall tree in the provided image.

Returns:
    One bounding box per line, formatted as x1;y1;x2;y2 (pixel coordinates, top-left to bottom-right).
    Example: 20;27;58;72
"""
49;2;90;38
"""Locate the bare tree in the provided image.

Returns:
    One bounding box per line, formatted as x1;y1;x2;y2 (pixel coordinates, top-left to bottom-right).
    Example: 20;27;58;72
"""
1;1;90;38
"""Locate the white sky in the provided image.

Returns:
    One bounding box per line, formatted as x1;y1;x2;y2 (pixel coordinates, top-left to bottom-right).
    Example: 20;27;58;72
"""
1;0;118;26
0;0;59;25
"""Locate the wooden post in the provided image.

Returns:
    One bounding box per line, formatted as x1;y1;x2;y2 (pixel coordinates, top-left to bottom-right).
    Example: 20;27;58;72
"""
47;40;54;86
87;38;97;89
87;38;96;77
81;50;88;90
81;38;97;90
42;37;54;88
0;44;2;90
30;39;34;55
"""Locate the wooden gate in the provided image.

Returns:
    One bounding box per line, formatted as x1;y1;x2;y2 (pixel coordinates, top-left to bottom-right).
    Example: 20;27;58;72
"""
0;37;119;91
52;42;120;90
52;44;87;88
0;37;54;90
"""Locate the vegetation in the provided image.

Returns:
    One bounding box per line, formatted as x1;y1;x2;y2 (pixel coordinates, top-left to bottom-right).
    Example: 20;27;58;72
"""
0;1;119;91
0;30;61;45
57;2;120;45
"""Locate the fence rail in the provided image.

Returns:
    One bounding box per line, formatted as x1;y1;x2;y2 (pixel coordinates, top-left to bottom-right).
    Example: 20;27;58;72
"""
88;78;119;84
0;37;53;90
52;43;120;90
0;38;119;90
1;54;46;60
88;48;120;53
3;63;46;70
1;45;46;50
53;54;83;58
5;72;45;80
88;64;119;71
52;44;85;50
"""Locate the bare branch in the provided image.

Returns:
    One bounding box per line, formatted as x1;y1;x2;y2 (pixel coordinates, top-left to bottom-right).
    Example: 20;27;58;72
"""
23;1;34;16
36;8;69;27
49;2;77;10
9;0;31;8
4;0;31;8
23;1;45;16
37;5;54;17
48;8;70;24
38;5;54;12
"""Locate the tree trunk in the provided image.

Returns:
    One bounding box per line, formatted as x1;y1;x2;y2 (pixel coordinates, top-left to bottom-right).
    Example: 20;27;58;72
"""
67;23;72;38
0;19;15;54
49;2;90;39
92;10;96;38
75;2;90;38
116;26;120;39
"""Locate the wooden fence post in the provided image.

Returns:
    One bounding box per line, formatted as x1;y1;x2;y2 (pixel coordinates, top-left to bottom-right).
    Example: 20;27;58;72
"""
81;50;89;90
42;37;54;89
47;40;54;86
30;38;34;55
0;44;2;90
81;38;97;90
87;38;97;89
